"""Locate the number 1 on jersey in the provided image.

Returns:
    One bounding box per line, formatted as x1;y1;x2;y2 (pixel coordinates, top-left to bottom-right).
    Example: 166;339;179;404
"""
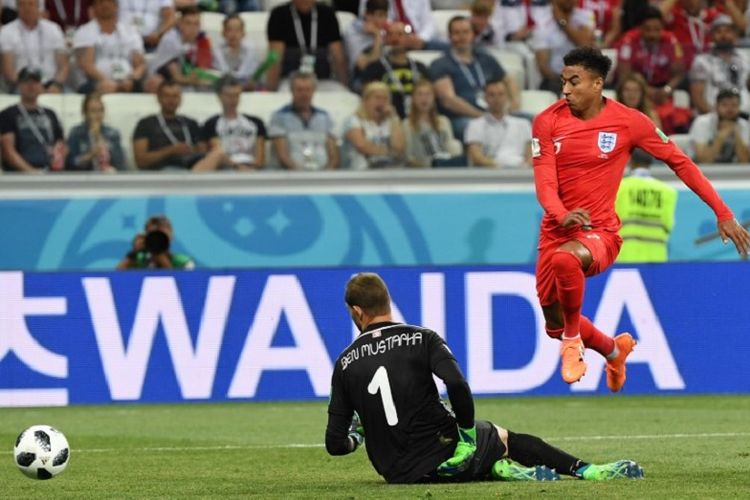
368;366;399;426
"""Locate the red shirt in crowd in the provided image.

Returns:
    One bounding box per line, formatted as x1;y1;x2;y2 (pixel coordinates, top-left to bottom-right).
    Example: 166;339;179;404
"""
531;98;733;241
617;27;684;86
666;4;719;70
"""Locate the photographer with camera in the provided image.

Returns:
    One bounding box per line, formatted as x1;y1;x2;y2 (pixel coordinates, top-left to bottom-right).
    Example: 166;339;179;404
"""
116;215;195;270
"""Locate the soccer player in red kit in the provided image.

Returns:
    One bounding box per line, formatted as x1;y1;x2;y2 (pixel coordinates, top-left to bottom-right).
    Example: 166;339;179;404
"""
531;47;750;391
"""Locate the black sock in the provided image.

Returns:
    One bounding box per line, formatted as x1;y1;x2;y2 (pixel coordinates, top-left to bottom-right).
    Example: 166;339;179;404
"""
506;431;588;477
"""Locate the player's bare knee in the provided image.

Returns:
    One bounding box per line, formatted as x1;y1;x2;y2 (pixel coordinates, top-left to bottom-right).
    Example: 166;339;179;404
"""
494;425;509;457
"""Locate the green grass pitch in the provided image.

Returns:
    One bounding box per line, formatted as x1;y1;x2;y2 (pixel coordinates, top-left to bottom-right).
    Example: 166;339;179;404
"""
2;395;749;499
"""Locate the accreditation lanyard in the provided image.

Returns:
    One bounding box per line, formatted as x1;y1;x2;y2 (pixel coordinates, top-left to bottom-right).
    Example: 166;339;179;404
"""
17;104;52;148
291;5;317;54
380;55;418;94
687;15;706;52
53;0;82;28
157;114;192;146
640;39;661;84
451;52;486;92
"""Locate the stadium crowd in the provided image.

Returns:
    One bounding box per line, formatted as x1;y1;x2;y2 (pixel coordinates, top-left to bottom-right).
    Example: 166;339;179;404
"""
1;0;750;172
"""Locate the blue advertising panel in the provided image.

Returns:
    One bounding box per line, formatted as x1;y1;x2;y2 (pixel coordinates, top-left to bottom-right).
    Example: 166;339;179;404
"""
1;189;749;271
1;263;748;407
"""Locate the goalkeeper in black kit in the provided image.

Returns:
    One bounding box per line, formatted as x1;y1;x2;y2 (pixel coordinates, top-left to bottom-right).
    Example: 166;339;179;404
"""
325;272;644;484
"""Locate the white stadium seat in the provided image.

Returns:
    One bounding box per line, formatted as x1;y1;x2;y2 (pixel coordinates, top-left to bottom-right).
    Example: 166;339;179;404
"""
431;9;469;42
408;50;444;68
485;48;525;93
520;89;559;115
201;11;226;51
240;12;270;62
39;94;85;136
669;133;693;158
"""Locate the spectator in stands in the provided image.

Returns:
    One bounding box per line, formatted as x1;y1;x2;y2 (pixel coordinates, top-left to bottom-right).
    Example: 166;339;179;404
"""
1;0;69;93
580;0;621;47
402;79;463;168
266;0;348;91
616;7;687;134
488;0;533;47
616;72;660;167
203;75;266;170
464;77;531;168
360;21;429;118
342;81;405;169
214;14;258;91
658;0;742;72
117;214;195;270
343;0;389;88
220;0;260;14
269;71;339;170
66;92;126;171
430;16;520;139
470;0;497;48
118;0;176;51
689;88;750;163
146;6;222;92
358;0;445;51
532;0;595;93
132;80;225;171
74;0;146;93
0;66;65;172
690;14;750;115
44;0;92;42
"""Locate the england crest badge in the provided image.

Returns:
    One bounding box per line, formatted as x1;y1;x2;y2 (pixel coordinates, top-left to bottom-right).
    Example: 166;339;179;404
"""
598;132;617;153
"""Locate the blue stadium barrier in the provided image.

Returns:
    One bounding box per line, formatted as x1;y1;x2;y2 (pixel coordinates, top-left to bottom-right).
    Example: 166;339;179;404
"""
1;263;748;407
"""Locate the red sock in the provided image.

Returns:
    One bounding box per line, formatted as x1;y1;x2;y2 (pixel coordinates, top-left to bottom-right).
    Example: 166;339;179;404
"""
579;316;615;358
545;326;564;340
550;251;585;338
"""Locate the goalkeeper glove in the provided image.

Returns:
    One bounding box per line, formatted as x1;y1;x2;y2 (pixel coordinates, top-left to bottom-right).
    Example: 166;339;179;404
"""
348;412;365;451
437;425;477;477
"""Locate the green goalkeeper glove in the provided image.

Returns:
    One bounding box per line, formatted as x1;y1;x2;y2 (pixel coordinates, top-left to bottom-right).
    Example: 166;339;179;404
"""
348;412;365;451
437;425;477;477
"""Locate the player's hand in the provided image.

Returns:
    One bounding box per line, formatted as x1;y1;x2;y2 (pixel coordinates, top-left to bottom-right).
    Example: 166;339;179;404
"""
561;208;591;229
718;218;750;257
348;412;365;451
437;425;477;477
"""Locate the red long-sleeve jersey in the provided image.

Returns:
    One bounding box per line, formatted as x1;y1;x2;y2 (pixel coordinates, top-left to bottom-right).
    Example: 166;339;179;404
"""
531;97;734;241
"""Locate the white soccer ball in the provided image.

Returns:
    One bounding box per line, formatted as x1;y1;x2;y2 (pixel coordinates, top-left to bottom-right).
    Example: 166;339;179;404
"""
13;425;70;480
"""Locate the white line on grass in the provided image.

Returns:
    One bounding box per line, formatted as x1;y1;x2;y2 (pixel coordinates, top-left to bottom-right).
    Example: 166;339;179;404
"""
3;431;749;455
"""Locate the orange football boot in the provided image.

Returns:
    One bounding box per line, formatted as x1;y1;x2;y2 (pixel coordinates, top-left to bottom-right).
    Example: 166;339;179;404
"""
560;337;587;383
606;333;637;392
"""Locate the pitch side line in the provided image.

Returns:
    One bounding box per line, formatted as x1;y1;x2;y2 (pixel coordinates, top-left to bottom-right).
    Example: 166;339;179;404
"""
4;432;749;455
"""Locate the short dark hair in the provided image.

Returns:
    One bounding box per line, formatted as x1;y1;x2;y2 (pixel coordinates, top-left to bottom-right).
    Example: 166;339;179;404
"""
447;15;470;34
215;74;241;93
223;13;244;29
345;273;391;316
157;79;180;94
484;77;506;91
641;6;663;24
365;0;388;13
562;47;612;80
717;87;741;103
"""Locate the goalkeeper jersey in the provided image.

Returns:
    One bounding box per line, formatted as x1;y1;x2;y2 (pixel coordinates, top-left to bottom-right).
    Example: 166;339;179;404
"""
328;322;458;484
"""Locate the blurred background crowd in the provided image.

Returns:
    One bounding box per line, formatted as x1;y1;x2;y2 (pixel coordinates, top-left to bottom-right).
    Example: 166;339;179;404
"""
1;0;749;173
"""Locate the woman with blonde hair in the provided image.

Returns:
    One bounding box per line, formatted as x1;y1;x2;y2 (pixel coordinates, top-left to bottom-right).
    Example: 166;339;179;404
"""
403;79;463;167
342;81;405;169
616;72;662;129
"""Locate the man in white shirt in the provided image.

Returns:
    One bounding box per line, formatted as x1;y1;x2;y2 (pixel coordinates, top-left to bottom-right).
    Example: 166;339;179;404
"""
358;0;445;50
0;0;68;92
532;0;594;93
117;0;175;51
73;0;146;93
464;77;531;168
689;88;750;164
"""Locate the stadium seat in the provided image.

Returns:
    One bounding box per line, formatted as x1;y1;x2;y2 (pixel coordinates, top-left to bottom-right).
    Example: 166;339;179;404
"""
485;48;525;93
239;12;270;61
520;89;559;115
201;11;226;49
102;94;160;170
39;94;85;136
673;89;691;109
603;88;617;101
601;47;617;86
336;11;356;34
432;9;469;41
408;50;444;68
261;0;289;10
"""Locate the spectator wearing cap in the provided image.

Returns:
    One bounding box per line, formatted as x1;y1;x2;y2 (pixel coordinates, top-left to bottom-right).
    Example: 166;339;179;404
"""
0;0;69;93
0;66;65;172
689;88;750;163
659;0;734;72
690;14;750;115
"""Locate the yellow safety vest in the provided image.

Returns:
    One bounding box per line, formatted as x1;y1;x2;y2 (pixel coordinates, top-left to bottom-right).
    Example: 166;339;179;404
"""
615;174;678;263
